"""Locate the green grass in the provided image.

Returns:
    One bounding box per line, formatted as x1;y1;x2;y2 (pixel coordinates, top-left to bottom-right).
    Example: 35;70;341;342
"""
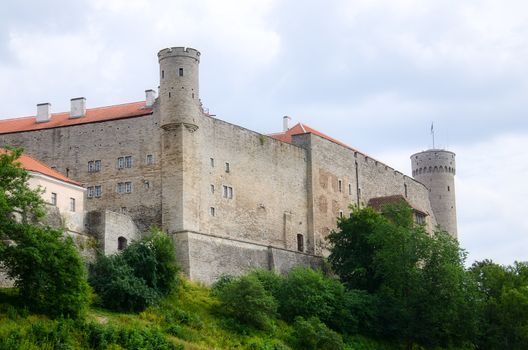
0;278;450;350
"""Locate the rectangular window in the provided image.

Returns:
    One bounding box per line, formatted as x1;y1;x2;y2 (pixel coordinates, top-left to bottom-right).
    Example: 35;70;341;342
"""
144;181;150;190
51;192;57;206
87;186;94;198
338;179;342;192
210;207;215;217
117;182;132;194
88;161;101;173
404;183;408;198
121;207;127;214
348;183;352;195
117;156;132;169
297;234;304;252
225;162;230;173
339;210;343;218
222;185;233;199
88;161;94;172
70;198;76;212
146;154;153;165
415;213;426;225
179;68;184;76
210;158;215;167
210;184;215;194
94;185;102;198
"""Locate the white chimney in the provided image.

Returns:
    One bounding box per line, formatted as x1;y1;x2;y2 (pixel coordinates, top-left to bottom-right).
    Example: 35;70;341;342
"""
145;89;156;107
283;116;291;132
36;103;51;123
70;97;86;118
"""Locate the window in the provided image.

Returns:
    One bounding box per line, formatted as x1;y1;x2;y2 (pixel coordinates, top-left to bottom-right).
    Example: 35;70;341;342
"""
117;182;132;194
120;207;127;214
118;237;127;251
70;198;76;212
297;234;304;252
404;183;408;198
349;183;352;195
87;185;102;198
339;210;343;218
210;207;215;217
117;156;132;169
88;160;101;172
51;192;57;206
179;68;184;76
146;154;154;165
415;213;426;225
144;181;150;190
223;185;233;199
225;162;230;173
447;186;450;192
210;158;215;167
210;184;215;194
338;179;342;192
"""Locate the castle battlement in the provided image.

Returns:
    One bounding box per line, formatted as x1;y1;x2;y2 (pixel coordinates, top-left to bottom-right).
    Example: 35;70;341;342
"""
157;47;201;62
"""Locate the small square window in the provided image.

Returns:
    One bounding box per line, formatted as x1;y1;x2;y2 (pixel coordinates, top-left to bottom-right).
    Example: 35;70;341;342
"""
146;154;154;165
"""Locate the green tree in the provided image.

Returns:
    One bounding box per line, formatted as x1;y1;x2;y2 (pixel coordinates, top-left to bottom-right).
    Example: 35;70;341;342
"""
327;203;478;348
470;260;528;349
0;148;90;318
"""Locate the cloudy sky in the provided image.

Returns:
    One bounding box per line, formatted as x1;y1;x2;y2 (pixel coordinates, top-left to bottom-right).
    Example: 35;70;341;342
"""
1;0;527;265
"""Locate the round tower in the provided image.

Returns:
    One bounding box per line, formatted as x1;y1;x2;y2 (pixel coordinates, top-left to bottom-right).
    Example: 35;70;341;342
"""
158;47;201;130
157;47;203;235
410;149;458;237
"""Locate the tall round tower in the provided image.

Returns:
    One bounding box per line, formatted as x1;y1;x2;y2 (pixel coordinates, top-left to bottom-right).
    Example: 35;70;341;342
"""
410;150;458;237
158;47;201;130
157;47;203;234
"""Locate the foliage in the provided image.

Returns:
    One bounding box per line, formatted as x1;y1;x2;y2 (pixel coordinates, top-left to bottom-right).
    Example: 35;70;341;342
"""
327;203;479;348
291;316;344;350
470;260;528;350
215;274;278;330
0;148;90;318
88;229;178;312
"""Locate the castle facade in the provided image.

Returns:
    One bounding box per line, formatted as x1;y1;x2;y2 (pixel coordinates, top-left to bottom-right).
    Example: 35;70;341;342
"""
0;47;457;284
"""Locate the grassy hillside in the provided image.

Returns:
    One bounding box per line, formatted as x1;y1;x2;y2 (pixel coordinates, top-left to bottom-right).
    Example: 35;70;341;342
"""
0;277;395;350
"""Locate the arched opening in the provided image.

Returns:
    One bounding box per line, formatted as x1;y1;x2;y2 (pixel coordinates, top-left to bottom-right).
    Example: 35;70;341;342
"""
297;234;304;252
118;236;128;251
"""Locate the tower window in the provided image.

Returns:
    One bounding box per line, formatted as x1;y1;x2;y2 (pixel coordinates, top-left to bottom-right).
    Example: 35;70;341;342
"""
297;234;304;252
404;183;408;197
210;158;215;167
179;68;184;76
349;183;352;195
338;180;342;192
210;207;215;217
161;70;164;79
223;185;233;199
339;210;343;218
225;162;230;173
210;184;215;194
447;186;450;192
146;154;154;165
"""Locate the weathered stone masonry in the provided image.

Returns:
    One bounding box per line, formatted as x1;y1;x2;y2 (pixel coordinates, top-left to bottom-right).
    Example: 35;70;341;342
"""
0;46;457;284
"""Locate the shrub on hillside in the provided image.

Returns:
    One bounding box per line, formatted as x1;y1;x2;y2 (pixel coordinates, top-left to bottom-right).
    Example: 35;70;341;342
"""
88;229;178;312
216;274;278;330
247;269;284;299
1;225;91;318
291;316;344;350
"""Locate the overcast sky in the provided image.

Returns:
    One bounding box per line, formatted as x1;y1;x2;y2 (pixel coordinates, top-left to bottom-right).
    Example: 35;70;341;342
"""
1;0;527;266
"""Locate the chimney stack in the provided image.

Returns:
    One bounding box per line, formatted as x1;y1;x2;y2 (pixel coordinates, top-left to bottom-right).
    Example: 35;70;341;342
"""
36;103;51;123
70;97;86;118
283;116;291;132
145;89;156;107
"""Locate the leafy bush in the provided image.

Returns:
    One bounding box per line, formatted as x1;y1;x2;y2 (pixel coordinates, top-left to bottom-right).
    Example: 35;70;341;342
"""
248;269;284;299
277;268;347;327
1;225;90;318
291;316;344;350
88;229;178;312
216;274;278;329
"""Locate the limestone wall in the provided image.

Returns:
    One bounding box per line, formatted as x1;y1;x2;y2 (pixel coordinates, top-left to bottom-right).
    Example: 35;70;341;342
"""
173;231;323;285
0;113;162;232
196;116;310;251
86;210;141;255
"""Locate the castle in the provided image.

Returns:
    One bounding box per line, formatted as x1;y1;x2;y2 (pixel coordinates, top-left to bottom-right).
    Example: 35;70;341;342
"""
0;47;457;284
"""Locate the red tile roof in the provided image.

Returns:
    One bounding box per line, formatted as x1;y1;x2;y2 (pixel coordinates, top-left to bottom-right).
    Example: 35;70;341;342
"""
0;101;152;135
0;149;82;186
269;123;352;149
